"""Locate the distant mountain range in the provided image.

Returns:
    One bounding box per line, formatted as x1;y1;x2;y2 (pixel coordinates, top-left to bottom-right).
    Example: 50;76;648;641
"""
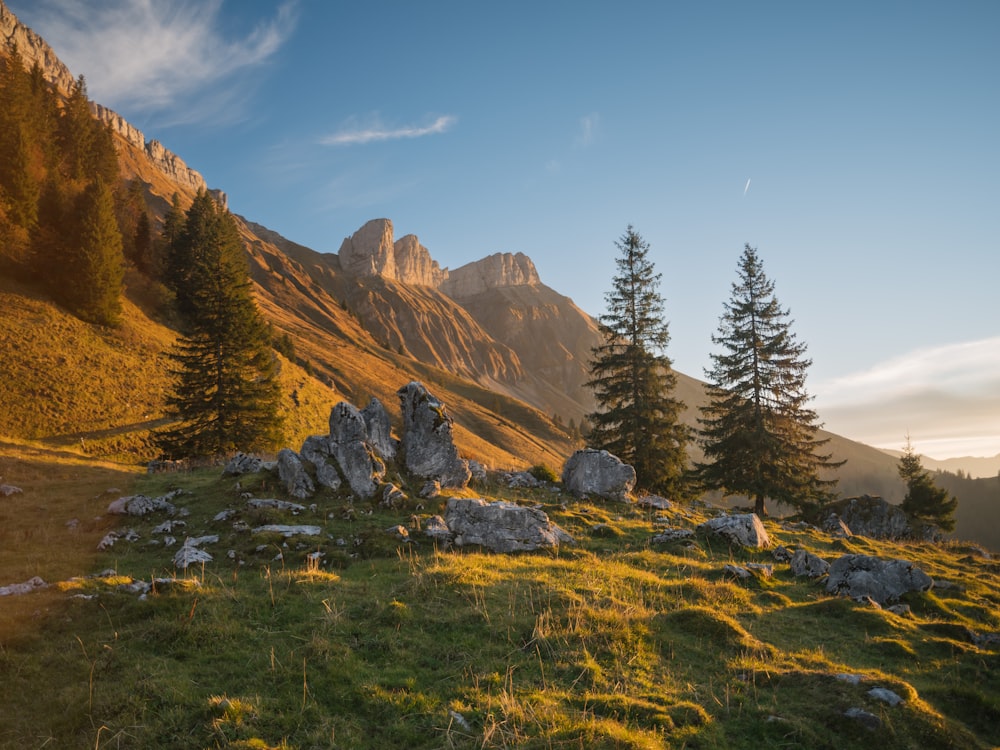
879;449;1000;480
2;0;997;547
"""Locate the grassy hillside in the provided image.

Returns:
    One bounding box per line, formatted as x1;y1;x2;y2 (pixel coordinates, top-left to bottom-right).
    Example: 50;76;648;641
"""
0;448;997;749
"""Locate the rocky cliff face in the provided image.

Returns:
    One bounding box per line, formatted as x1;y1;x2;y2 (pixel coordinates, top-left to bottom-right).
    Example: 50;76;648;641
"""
0;1;75;93
1;1;216;201
440;252;540;299
338;219;445;287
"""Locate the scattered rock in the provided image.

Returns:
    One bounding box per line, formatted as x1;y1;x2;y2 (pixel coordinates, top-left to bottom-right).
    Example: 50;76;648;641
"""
822;514;853;538
380;483;406;507
724;564;752;579
561;449;636;502
825;554;933;605
173;543;212;569
251;525;322;537
0;483;23;497
828;495;910;540
444;498;573;553
246;498;306;514
698;513;771;549
423;515;452;542
836;673;865;685
386;525;410;541
637;495;673;511
747;563;774;578
790;549;830;578
0;576;47;596
886;604;912;617
844;707;881;731
107;492;180;516
868;687;904;706
772;545;794;562
397;382;471;488
222;452;265;475
652;528;695;544
276;449;316;500
419;480;441;499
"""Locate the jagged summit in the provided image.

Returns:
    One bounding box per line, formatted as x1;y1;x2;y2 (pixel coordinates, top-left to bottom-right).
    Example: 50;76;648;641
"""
337;218;541;295
441;252;540;299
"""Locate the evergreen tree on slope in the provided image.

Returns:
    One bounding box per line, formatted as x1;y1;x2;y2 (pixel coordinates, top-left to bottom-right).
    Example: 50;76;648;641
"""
898;437;958;533
586;225;688;496
697;244;841;514
157;191;282;458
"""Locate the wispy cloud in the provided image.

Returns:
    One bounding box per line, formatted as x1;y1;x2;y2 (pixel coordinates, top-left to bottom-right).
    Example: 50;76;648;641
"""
17;0;298;119
814;337;1000;458
320;115;457;146
575;113;600;147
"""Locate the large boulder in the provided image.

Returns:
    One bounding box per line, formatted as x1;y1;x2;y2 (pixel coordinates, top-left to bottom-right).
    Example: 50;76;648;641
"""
222;452;264;476
698;513;771;549
825;554;933;605
329;401;385;498
444;498;574;553
397;382;471;488
276;449;315;500
561;449;636;502
828;495;911;540
299;435;342;491
361;397;397;462
790;549;831;578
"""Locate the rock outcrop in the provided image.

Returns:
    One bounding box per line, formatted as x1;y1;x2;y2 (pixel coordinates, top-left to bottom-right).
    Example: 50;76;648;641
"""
440;252;540;299
0;2;75;93
444;498;574;553
827;495;911;540
561;449;636;502
397;381;471;488
825;554;933;605
338;219;445;286
698;513;771;549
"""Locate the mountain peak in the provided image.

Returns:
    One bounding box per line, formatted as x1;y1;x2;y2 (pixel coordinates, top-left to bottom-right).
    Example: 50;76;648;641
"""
440;252;540;299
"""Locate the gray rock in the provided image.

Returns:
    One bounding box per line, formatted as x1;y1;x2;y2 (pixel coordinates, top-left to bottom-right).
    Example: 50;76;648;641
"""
423;515;452;542
107;492;179;516
173;536;217;569
772;545;794;562
361;398;397;462
445;498;574;553
380;483;406;507
825;554;933;605
0;483;23;497
831;495;911;540
276;449;315;500
468;460;488;485
637;495;674;511
246;498;306;514
386;525;410;541
724;564;752;579
419;480;441;499
397;382;471;488
222;452;264;475
561;449;636;502
790;549;831;578
698;513;771;549
252;524;322;537
328;402;386;498
299;435;342;491
0;576;46;596
844;707;881;731
868;687;904;706
822;514;853;538
652;527;695;544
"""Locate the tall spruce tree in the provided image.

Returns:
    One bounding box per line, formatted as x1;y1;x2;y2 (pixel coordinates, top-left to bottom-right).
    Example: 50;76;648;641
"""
68;177;124;326
157;191;282;458
898;437;957;532
586;225;688;496
697;244;840;514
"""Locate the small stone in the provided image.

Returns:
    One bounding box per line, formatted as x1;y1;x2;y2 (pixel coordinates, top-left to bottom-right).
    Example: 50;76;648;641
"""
868;687;904;706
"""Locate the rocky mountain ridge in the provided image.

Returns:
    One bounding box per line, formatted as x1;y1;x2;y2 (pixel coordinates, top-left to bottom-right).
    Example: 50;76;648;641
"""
0;0;215;199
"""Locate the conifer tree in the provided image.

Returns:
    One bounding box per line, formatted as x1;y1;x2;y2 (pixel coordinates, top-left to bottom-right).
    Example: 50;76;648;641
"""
898;437;958;532
157;191;282;458
697;244;841;514
587;225;689;496
67;177;124;326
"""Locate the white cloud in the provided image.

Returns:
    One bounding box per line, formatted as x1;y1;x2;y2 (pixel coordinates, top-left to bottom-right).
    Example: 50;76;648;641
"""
18;0;297;117
320;115;457;146
814;337;1000;458
575;113;599;147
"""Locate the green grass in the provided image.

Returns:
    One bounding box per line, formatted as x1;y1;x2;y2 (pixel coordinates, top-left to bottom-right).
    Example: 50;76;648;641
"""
1;449;998;749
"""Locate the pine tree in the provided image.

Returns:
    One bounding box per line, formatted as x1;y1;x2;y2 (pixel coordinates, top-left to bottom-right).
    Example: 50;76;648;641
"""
67;177;124;326
697;244;841;514
586;225;689;496
898;437;958;532
157;191;282;458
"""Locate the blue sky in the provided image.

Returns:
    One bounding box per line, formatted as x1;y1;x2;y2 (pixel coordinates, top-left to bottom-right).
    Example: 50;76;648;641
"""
11;0;1000;459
